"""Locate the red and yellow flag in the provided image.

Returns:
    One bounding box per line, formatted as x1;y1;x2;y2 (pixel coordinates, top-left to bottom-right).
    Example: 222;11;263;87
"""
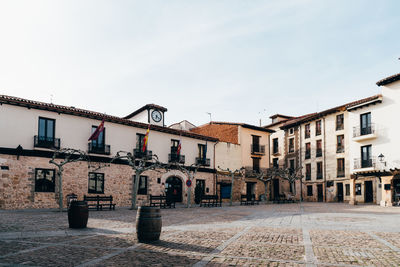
142;126;150;152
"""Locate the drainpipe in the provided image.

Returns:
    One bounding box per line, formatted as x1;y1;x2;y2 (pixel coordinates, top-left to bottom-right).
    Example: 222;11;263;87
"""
323;117;327;202
213;140;219;195
299;124;303;202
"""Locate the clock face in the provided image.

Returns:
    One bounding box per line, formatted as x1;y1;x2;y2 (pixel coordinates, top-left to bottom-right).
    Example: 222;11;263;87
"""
151;110;162;122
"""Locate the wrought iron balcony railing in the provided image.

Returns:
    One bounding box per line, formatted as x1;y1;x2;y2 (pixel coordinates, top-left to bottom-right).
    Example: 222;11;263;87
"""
316;173;323;179
251;144;265;155
133;148;152;159
196;157;210;166
88;143;110;155
305;151;311;159
353;124;375;138
305;174;311;181
34;135;60;149
316;150;322;157
354;157;376;169
337;169;345;177
336;146;345;153
168;153;185;164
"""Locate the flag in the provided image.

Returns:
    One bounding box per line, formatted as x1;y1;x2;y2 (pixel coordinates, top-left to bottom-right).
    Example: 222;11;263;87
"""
142;126;150;152
177;140;182;156
88;119;105;141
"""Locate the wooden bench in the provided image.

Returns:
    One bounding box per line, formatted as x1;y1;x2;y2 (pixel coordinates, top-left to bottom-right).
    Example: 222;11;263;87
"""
240;194;260;205
149;195;175;209
200;195;221;207
83;195;116;211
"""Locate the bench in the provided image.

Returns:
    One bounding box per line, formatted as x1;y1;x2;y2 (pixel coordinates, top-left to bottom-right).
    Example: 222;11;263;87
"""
240;194;260;205
200;195;221;207
83;195;116;211
149;195;175;209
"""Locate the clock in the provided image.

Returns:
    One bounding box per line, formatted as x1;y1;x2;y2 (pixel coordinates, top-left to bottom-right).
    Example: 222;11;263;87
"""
151;110;162;122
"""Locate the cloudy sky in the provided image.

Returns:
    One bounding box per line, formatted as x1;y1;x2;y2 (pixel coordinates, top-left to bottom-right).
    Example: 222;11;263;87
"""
0;0;399;127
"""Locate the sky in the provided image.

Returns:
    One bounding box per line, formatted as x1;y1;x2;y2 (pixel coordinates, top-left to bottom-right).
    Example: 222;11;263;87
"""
0;0;399;127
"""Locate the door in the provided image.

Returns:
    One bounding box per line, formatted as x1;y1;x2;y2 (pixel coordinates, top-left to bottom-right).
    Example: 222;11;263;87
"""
365;181;373;203
360;112;371;135
317;184;323;202
337;183;343;202
165;177;182;202
361;145;372;168
273;179;279;200
220;184;231;199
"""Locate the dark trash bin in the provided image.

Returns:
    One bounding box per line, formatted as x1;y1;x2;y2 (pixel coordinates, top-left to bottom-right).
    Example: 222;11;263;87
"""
136;206;162;243
68;201;88;229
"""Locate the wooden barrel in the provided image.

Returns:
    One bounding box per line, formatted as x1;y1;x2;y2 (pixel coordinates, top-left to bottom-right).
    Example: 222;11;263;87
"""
68;201;88;229
136;206;162;243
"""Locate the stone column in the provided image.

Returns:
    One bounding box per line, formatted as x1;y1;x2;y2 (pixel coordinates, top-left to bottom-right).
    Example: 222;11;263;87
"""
349;177;357;205
380;176;393;207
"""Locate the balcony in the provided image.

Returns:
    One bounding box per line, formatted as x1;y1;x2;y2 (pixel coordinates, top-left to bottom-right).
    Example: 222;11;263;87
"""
337;169;345;177
251;144;265;155
305;174;311;181
353;157;377;172
168;153;185;164
336;123;344;131
88;143;110;155
34;136;60;149
316;173;323;180
272;147;280;156
196;157;210;166
133;148;152;159
305;151;311;159
336;146;345;153
316;150;322;157
353;124;377;141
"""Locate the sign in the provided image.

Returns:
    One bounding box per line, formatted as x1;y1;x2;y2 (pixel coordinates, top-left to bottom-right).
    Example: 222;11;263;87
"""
186;179;192;187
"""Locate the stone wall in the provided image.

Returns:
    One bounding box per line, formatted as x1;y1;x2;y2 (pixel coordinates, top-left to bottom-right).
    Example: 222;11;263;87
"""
0;154;215;209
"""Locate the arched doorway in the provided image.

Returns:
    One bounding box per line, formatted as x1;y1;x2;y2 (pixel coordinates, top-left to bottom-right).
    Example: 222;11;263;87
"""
165;176;183;203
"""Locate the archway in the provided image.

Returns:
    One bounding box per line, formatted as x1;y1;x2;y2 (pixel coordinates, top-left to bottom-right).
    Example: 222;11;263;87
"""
165;176;183;203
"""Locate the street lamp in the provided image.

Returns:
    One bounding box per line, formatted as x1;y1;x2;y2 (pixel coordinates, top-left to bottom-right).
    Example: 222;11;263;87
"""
378;153;386;167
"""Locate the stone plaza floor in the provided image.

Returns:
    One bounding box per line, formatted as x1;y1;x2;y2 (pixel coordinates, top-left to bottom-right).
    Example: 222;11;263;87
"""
1;202;400;267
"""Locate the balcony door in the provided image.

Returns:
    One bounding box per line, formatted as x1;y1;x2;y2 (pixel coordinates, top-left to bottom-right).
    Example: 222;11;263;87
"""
252;135;260;153
361;145;372;168
360;112;371;135
38;117;55;142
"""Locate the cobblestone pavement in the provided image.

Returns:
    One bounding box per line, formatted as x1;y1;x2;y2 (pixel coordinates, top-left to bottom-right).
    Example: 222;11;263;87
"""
1;203;400;266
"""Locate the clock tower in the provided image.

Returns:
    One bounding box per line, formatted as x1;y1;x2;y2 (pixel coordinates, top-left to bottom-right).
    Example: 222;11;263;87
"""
123;104;167;126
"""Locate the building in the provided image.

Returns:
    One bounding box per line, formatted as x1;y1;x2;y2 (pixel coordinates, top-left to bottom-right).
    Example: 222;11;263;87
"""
190;122;273;202
0;95;217;209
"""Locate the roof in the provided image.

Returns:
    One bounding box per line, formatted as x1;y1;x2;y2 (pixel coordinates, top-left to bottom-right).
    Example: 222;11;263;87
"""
123;104;168;119
280;94;382;129
269;114;294;119
0;95;217;142
205;121;274;133
263;118;291;129
376;73;400;86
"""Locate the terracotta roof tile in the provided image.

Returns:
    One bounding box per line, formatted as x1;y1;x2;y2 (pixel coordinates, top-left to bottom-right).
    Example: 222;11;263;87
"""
376;73;400;86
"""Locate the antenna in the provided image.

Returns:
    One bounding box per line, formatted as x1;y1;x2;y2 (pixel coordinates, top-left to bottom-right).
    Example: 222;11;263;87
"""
206;112;212;122
50;94;54;104
258;109;267;127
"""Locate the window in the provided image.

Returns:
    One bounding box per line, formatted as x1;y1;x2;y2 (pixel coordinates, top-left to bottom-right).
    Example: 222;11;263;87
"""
196;179;205;195
35;168;55;192
88;173;104;194
91;126;105;148
305;124;310;139
316;140;322;157
198;144;207;159
306;163;311;180
253;157;260;173
315;120;321;136
289;159;295;174
138;175;148;195
273;138;279;154
252;135;261;153
337;158;345;177
273;158;279;168
38;117;55;141
305;143;311;159
360;112;371;135
355;183;361;195
288;138;294;153
136;134;146;151
317;162;323;179
361;145;372;168
289;128;294;135
336;114;344;130
345;184;350;196
337;135;344;153
307;185;313;196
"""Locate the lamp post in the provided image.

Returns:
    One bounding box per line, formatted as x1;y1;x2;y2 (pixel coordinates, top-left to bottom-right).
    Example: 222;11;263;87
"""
378;153;386;167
